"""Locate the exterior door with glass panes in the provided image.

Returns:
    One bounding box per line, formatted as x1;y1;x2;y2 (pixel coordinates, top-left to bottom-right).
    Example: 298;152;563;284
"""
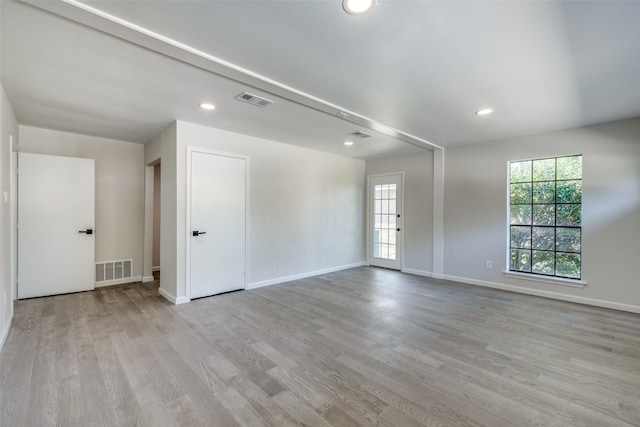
369;174;402;270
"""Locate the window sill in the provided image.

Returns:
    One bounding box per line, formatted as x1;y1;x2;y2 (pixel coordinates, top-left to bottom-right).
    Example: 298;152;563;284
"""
502;271;586;288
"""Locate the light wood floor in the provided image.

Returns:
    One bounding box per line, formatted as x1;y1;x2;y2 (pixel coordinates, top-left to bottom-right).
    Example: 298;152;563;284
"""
1;267;639;426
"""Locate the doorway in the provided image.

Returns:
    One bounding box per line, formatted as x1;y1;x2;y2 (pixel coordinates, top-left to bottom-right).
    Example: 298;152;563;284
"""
368;173;403;270
152;163;161;277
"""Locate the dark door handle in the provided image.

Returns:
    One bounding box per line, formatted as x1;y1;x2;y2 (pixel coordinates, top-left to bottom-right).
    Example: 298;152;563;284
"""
397;228;401;232
79;229;93;235
192;230;207;237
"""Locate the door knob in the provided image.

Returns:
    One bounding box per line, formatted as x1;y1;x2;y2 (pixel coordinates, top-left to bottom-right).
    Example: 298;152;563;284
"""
397;228;401;232
192;230;207;237
78;229;93;235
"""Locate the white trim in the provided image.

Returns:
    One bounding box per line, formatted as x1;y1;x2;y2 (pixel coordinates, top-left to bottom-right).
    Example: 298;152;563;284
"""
95;276;142;288
152;266;160;272
185;146;250;300
443;274;640;314
158;286;189;305
247;262;366;290
366;172;404;271
505;160;511;270
142;165;154;285
0;317;12;350
402;268;433;278
432;149;444;278
11;137;18;303
503;271;586;288
158;287;175;303
142;276;155;283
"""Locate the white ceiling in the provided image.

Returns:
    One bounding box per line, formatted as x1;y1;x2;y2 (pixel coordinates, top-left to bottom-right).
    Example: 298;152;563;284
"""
2;0;640;159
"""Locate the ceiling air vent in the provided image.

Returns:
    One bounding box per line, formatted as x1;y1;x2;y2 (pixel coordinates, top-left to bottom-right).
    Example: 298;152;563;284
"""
349;130;372;139
234;92;274;108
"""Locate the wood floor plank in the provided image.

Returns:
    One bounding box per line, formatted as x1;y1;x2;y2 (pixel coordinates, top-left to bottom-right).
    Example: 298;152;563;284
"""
229;374;301;427
271;390;335;427
2;267;640;426
92;335;144;426
217;385;269;427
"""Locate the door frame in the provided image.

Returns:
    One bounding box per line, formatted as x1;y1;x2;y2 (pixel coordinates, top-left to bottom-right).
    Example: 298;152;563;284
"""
185;146;250;301
366;172;405;270
10;137;17;304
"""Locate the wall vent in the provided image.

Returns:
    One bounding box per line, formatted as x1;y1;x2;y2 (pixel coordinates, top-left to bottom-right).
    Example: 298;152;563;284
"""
234;92;274;108
96;259;132;284
349;130;372;139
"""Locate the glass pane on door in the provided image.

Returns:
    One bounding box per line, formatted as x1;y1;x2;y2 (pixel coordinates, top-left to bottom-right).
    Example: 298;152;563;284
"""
373;184;397;260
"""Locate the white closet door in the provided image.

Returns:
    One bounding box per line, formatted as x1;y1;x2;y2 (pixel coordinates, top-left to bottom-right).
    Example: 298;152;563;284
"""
189;151;246;299
18;153;95;298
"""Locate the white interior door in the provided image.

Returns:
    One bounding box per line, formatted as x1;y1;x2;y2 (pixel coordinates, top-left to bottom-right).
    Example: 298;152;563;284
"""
189;150;246;299
18;153;95;299
369;174;403;270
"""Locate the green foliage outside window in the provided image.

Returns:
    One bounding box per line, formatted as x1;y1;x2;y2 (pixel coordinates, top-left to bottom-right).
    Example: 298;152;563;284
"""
509;155;582;279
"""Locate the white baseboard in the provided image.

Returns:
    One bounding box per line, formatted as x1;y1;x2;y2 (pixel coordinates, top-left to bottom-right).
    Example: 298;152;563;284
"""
402;268;433;277
95;276;142;288
1;316;12;351
152;266;160;272
158;286;188;305
248;262;366;290
443;274;640;314
142;276;155;283
158;287;175;304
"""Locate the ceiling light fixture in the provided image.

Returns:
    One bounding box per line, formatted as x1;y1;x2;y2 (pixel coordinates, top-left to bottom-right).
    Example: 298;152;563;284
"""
199;102;216;110
344;141;354;146
342;0;375;15
475;108;493;116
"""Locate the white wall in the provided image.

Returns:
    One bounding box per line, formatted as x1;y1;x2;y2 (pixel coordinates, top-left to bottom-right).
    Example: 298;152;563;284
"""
366;151;434;275
147;120;365;303
0;84;18;349
19;126;145;281
444;117;640;312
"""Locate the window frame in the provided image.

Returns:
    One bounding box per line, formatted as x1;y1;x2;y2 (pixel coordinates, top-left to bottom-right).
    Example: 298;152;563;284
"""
505;154;586;286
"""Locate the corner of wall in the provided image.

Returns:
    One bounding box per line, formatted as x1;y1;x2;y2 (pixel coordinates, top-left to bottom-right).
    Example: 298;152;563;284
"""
158;121;180;303
0;82;19;351
432;149;444;278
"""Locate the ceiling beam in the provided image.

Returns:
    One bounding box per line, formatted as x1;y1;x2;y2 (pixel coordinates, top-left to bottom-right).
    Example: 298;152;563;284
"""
22;0;443;151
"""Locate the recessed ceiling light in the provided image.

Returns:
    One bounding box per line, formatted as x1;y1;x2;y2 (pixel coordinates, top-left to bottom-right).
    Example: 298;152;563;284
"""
199;102;216;110
344;141;354;146
475;108;493;116
343;0;375;15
